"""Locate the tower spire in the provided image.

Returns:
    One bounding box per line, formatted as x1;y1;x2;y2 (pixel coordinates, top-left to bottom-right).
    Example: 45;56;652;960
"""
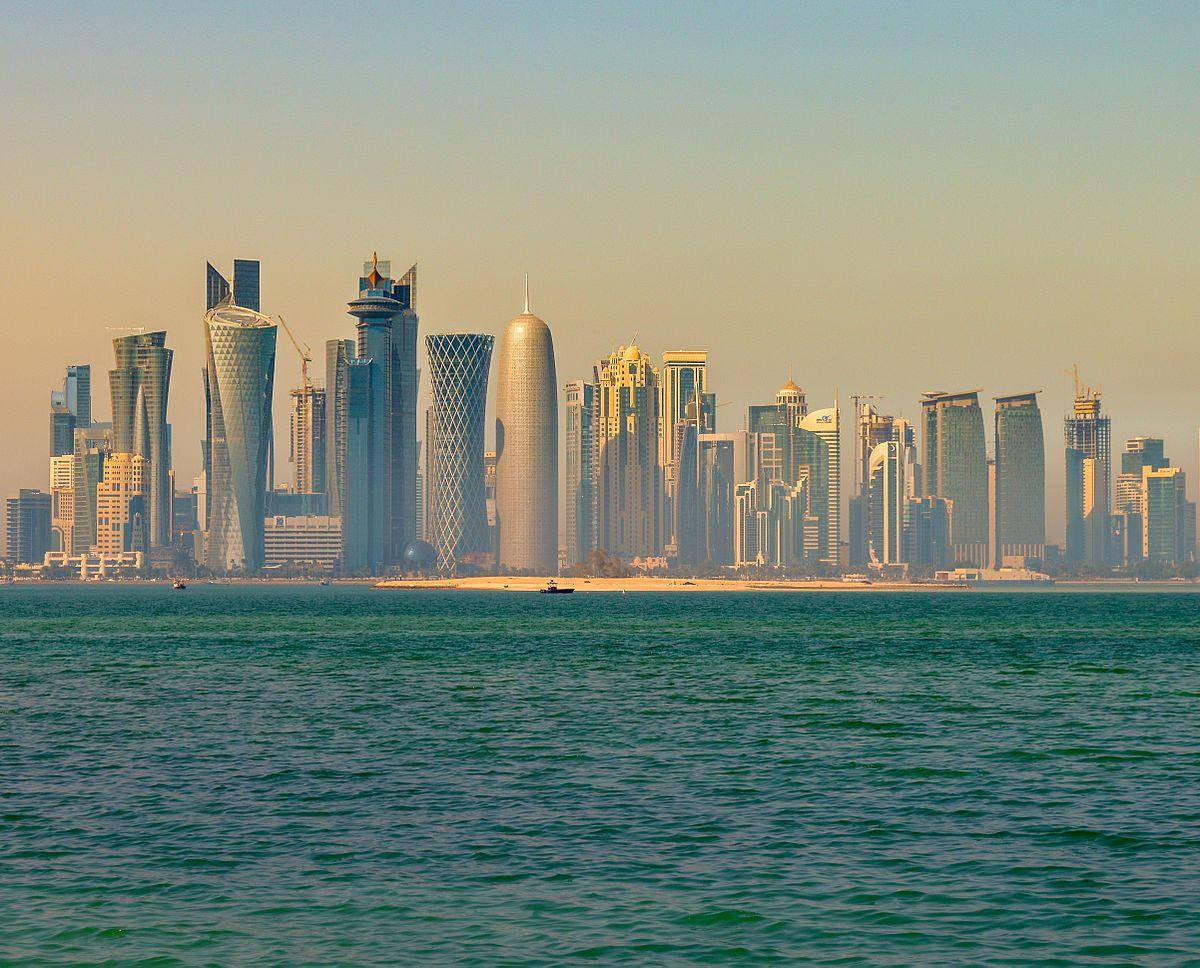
524;273;530;314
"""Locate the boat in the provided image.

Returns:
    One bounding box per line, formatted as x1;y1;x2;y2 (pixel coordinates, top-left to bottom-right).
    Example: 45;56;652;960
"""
539;580;575;595
172;578;187;590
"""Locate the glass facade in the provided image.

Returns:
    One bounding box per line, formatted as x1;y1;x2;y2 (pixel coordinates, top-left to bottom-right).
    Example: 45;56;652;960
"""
993;392;1045;563
1064;395;1111;566
921;391;987;566
426;333;494;573
563;380;597;565
5;489;51;564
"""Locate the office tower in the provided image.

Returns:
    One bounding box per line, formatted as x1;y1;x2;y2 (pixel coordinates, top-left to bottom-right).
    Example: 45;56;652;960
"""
849;399;914;566
324;339;353;520
906;496;953;570
50;403;75;457
697;435;736;566
484;451;499;559
426;333;494;572
414;468;424;541
5;490;51;564
797;405;840;565
733;477;810;568
1142;466;1192;565
1114;437;1168;562
868;438;914;565
422;408;437;551
340;358;374;570
203;298;277;572
49;455;75;553
206;259;260;313
495;294;558;573
289;386;326;494
993;392;1045;565
659;352;715;551
340;255;420;571
62;365;92;426
748;380;807;485
594;342;662;558
109;332;173;547
563;380;598;565
922;391;988;566
1064;375;1111;566
95;453;149;554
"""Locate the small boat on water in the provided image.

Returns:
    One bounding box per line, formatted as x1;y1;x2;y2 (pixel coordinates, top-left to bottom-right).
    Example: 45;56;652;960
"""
539;579;575;595
172;578;187;590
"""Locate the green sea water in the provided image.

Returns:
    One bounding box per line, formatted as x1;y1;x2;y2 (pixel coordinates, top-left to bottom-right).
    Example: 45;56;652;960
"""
2;585;1199;964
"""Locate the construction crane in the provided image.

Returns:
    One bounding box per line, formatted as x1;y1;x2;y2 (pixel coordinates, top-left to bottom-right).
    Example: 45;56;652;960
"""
276;315;314;389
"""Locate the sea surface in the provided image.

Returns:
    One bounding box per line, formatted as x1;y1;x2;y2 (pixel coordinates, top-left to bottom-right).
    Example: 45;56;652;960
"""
2;585;1200;965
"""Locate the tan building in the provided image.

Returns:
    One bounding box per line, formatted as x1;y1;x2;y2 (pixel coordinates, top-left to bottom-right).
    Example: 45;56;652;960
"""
95;453;149;554
289;385;326;494
49;454;75;553
595;343;662;558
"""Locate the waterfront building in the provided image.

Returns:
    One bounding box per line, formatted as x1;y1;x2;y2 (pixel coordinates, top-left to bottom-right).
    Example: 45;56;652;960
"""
593;343;662;559
993;392;1045;565
1113;437;1167;562
733;477;811;568
95;453;149;555
426;332;494;572
203;297;277;572
563;380;599;565
1142;466;1193;565
264;515;342;571
51;403;75;457
797;405;841;565
905;496;953;570
109;331;173;547
868;439;913;565
495;293;558;573
6;489;51;564
289;385;326;495
484;451;498;559
1064;376;1110;567
414;468;424;541
337;256;420;571
323;339;353;520
922;391;988;566
696;435;736;566
659;352;715;551
49;455;75;553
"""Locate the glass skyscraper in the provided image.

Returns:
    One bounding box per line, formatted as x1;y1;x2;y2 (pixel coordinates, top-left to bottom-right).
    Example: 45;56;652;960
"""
562;380;598;566
426;332;494;573
1064;383;1110;566
203;299;276;572
993;392;1045;565
109;332;173;547
921;391;988;566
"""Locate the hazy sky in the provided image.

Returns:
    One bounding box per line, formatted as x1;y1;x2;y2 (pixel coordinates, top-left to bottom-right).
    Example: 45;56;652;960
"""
2;1;1196;542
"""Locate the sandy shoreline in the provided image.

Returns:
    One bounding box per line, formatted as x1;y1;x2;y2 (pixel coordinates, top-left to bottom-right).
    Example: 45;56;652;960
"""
375;576;959;592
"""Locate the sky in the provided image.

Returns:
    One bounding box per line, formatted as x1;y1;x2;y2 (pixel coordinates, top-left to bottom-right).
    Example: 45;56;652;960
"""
1;0;1197;543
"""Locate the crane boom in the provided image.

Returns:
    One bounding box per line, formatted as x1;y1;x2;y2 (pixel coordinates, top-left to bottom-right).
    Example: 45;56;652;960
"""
276;315;313;389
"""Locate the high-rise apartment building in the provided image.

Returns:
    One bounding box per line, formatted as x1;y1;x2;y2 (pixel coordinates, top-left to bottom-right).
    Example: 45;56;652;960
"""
659;352;715;552
109;332;173;546
426;333;494;573
289;386;326;495
95;453;149;555
798;405;841;565
203;297;276;572
993;392;1045;565
1064;377;1110;567
6;490;51;564
867;436;915;565
922;391;988;566
495;295;558;574
1113;437;1168;562
563;380;598;565
594;343;662;559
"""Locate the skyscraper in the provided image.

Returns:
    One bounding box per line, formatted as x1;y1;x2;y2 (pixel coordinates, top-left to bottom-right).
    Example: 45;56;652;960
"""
6;490;51;564
659;351;715;552
867;440;910;565
324;339;354;521
495;291;558;574
993;392;1045;565
1114;437;1167;563
1064;375;1110;567
63;365;92;427
594;342;662;559
109;331;173;547
203;297;276;572
563;380;598;565
922;390;988;566
426;332;494;573
206;259;261;313
337;255;420;571
1142;466;1191;565
798;404;841;565
49;454;75;553
289;385;326;495
50;403;75;457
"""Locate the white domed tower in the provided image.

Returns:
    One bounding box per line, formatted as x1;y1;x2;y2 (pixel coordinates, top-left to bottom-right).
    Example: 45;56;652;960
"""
495;280;559;573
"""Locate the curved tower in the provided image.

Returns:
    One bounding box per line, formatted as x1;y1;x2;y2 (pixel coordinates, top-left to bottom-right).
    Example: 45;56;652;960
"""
495;292;558;573
426;333;494;573
204;298;276;572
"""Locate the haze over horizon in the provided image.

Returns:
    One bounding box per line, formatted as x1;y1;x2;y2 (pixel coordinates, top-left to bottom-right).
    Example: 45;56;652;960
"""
3;1;1196;543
